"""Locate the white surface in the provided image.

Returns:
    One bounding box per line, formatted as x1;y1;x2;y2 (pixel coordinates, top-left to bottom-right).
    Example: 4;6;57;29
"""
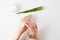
0;0;60;40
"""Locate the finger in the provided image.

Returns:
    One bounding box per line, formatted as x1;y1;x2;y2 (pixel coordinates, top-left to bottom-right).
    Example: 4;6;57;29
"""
25;23;34;32
25;22;35;33
33;23;38;30
25;15;32;22
25;20;31;26
25;21;38;33
27;22;37;31
26;32;32;38
26;21;35;29
30;23;37;33
27;22;38;34
25;22;37;37
19;25;27;34
22;15;32;22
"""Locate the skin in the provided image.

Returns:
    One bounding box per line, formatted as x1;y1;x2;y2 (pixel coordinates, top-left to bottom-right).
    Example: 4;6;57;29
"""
25;21;39;40
15;15;39;40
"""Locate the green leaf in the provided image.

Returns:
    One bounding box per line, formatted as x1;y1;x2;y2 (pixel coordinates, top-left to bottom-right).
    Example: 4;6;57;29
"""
17;6;44;14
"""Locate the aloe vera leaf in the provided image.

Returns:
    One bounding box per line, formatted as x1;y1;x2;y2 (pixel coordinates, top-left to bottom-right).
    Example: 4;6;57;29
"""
17;6;44;14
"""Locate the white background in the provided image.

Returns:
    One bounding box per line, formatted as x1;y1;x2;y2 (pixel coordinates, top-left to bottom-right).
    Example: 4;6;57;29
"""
0;0;60;40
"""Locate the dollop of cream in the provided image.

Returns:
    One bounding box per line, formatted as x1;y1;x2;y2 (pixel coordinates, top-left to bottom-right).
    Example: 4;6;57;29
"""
10;4;19;12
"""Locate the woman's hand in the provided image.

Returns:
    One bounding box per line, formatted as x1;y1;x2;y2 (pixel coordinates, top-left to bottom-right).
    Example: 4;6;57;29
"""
15;15;32;40
25;21;39;40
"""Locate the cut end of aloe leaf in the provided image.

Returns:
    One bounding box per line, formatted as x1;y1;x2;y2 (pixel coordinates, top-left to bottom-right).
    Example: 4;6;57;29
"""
17;6;44;14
